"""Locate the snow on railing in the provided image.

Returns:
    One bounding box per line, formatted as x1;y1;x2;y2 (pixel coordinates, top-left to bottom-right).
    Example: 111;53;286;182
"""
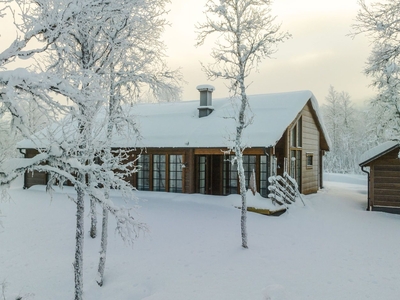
268;172;305;206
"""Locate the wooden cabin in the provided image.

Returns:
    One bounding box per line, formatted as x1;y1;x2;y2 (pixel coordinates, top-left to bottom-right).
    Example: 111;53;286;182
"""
359;141;400;213
20;88;330;196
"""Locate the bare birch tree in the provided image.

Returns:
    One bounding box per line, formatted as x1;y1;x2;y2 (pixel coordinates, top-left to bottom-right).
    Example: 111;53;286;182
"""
196;0;289;248
91;0;181;286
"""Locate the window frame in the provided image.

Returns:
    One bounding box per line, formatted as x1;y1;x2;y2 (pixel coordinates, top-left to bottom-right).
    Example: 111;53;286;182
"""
306;152;313;169
153;154;166;191
290;117;302;148
169;154;183;193
137;154;150;191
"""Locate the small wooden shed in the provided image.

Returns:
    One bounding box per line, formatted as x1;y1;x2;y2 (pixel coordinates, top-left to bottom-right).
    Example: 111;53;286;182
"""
359;141;400;213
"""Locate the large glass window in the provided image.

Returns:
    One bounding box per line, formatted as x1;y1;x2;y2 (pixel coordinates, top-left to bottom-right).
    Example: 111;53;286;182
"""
169;155;183;193
223;155;256;195
290;117;302;191
291;117;302;148
153;154;166;191
137;154;150;191
290;150;302;190
243;155;256;189
223;155;237;195
260;155;270;197
198;156;206;194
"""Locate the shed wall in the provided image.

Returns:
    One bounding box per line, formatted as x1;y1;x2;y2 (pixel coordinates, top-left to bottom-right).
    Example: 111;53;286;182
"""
370;149;400;208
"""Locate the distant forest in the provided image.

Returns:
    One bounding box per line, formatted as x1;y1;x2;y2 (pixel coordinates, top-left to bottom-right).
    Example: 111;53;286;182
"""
321;85;392;174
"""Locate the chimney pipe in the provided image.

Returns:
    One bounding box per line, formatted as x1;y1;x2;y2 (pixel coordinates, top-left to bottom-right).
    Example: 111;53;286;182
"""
197;84;215;118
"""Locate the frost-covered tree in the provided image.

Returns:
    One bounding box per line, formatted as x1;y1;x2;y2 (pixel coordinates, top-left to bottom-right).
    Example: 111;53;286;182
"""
322;86;370;173
196;0;289;248
351;0;400;141
363;96;396;144
0;1;148;299
0;91;51;173
85;0;180;286
0;115;18;163
323;86;341;156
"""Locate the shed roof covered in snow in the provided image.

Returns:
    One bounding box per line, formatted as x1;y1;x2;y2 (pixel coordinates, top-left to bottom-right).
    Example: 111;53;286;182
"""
18;90;330;150
359;141;400;167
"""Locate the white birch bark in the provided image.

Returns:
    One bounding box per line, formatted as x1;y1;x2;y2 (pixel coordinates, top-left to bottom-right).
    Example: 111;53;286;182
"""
89;196;97;238
73;184;85;300
96;202;108;286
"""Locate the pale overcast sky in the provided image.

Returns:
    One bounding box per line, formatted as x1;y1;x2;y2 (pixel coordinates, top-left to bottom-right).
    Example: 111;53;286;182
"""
164;0;375;105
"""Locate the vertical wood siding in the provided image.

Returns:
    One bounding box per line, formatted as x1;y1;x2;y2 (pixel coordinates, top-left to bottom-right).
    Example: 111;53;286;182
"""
287;101;321;195
370;149;400;208
301;103;320;194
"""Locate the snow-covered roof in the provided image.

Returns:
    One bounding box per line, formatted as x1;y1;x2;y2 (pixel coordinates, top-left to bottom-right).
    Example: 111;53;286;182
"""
359;141;400;166
18;90;330;150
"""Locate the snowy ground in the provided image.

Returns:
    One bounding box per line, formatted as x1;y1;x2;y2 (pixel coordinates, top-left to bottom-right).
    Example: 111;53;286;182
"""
1;173;400;300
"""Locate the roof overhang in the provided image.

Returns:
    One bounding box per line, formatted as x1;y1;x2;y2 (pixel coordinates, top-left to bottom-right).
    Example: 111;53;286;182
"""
359;141;400;167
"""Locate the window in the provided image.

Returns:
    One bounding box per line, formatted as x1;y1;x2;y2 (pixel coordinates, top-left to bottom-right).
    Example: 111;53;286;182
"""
290;117;302;191
243;155;256;189
169;155;183;193
260;155;270;197
137;154;150;191
198;156;206;194
223;155;257;195
306;153;313;168
223;155;237;195
291;117;302;148
290;150;302;190
153;154;166;191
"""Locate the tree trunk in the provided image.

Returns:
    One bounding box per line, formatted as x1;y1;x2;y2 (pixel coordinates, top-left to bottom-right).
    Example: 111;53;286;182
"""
97;70;115;286
89;196;97;238
236;148;248;249
73;186;85;300
237;78;249;249
96;206;108;286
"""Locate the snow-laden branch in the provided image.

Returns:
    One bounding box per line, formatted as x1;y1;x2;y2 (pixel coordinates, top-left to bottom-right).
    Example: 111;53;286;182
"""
196;0;290;96
89;188;147;246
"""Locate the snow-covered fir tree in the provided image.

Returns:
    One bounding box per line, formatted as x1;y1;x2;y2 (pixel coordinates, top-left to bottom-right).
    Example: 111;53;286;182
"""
196;0;290;249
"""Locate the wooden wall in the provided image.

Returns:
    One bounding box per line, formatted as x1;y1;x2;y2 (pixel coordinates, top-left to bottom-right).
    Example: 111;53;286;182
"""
286;101;321;195
370;149;400;208
22;100;326;196
301;102;320;194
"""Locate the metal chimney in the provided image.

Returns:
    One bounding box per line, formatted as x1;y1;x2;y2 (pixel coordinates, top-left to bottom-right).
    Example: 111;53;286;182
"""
197;84;215;118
